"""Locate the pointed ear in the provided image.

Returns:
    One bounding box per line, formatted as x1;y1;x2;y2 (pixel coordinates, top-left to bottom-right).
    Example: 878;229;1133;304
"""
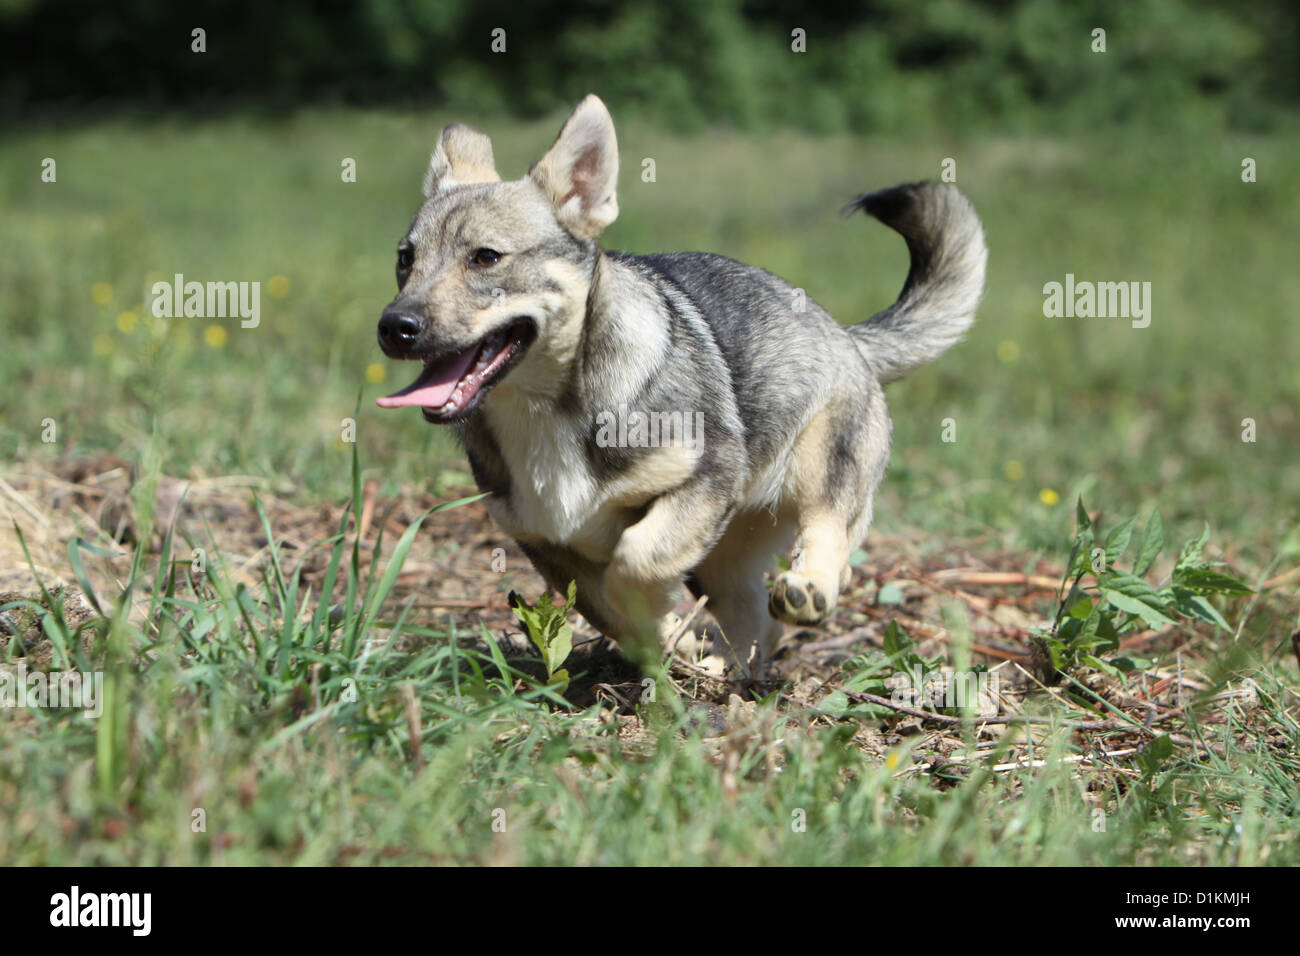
529;94;619;240
423;124;500;197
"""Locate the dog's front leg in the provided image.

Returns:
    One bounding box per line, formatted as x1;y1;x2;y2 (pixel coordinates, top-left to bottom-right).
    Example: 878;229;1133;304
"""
602;480;731;658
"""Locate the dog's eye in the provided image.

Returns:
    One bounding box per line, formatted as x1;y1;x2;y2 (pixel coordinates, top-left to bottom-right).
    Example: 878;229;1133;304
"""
469;248;502;269
395;246;415;289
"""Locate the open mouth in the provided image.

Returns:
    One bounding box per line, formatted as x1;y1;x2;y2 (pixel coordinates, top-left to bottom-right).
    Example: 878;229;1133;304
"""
376;319;534;422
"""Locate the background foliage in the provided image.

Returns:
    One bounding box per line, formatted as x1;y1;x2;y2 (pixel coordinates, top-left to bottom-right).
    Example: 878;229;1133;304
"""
2;0;1297;132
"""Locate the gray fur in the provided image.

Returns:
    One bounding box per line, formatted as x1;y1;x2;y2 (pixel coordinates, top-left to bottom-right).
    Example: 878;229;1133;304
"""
376;96;987;674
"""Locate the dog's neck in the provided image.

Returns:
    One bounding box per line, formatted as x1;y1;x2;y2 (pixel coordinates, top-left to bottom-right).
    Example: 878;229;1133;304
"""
483;250;670;416
568;251;672;409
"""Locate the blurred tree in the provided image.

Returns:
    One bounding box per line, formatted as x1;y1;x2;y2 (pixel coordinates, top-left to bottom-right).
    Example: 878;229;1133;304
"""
0;0;1295;130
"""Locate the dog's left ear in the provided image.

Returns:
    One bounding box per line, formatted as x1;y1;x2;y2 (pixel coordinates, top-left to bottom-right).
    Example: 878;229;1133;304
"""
424;124;500;197
529;94;619;240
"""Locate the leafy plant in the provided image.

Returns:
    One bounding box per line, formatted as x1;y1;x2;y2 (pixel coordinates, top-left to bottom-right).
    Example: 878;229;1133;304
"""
821;620;945;718
1033;500;1253;682
508;582;577;694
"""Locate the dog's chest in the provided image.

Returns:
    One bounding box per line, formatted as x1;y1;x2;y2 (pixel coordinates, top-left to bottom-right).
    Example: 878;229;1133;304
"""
482;407;617;554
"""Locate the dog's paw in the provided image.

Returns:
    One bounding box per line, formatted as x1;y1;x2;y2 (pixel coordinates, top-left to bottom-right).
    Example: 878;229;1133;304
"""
768;572;832;625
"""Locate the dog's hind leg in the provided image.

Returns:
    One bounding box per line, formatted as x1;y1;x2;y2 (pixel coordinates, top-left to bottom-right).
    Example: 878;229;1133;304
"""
769;512;856;626
691;510;795;674
768;392;889;626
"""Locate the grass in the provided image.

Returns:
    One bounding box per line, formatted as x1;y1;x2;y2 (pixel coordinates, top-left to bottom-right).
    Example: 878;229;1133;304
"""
3;446;1298;865
1;108;1298;865
2;110;1298;550
3;447;1297;865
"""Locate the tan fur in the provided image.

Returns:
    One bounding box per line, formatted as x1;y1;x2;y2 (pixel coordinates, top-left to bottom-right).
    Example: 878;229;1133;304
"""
424;125;501;195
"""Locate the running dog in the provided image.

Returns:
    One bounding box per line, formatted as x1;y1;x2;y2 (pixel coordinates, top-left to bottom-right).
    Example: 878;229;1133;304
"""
376;94;987;673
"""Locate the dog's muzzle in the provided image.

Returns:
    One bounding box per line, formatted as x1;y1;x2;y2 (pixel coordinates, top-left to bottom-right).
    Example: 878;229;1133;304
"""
374;315;537;422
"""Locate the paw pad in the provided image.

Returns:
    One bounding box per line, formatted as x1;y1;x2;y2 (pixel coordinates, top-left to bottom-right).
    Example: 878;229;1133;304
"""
769;572;833;624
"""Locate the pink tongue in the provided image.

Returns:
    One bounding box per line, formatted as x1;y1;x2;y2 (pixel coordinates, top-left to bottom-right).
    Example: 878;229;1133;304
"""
376;346;479;409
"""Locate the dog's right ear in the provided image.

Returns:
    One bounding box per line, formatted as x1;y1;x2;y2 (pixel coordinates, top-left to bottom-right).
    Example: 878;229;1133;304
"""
529;94;619;240
423;124;500;197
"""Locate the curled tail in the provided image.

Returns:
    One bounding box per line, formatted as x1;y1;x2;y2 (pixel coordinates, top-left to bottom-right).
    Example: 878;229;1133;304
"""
842;182;987;384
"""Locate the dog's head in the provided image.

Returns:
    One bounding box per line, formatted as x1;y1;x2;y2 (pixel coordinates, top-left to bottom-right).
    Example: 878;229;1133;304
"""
376;94;619;422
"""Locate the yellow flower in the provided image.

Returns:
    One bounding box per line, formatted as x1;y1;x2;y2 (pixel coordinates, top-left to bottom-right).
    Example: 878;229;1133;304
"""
204;324;229;348
1039;488;1061;506
365;362;387;384
886;751;902;771
996;340;1020;364
1003;460;1025;481
267;274;291;298
91;282;113;305
92;333;115;357
116;310;138;333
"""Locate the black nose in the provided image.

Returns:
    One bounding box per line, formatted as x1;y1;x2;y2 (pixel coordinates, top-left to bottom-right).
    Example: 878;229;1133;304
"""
378;311;424;355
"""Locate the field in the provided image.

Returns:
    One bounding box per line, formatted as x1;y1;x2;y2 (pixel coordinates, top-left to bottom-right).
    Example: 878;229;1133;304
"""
1;110;1298;864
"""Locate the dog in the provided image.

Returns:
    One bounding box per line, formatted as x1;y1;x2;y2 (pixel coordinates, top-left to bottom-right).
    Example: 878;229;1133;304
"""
376;94;987;674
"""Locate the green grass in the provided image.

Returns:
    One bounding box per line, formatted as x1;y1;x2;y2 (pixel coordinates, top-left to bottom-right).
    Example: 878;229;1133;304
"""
2;110;1298;558
1;109;1298;865
3;449;1296;865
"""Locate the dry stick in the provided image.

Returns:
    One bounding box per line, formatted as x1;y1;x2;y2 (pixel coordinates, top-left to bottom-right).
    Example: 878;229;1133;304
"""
592;682;638;711
0;477;53;528
1260;565;1300;590
922;747;1142;775
662;595;709;665
921;573;1041;630
670;655;728;681
931;569;1061;591
795;626;878;654
1117;628;1165;650
400;682;423;773
416;597;505;609
840;688;1155;733
918;574;994;612
10;472;110;497
356;481;376;545
1178;650;1186;711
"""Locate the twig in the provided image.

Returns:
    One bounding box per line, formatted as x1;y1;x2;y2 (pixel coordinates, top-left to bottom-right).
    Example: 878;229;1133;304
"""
662;594;708;665
400;682;423;772
669;653;730;681
840;688;1155;733
418;598;503;609
794;626;877;654
980;747;1140;773
592;682;638;710
0;477;52;528
1260;566;1300;590
931;569;1061;591
357;479;377;544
